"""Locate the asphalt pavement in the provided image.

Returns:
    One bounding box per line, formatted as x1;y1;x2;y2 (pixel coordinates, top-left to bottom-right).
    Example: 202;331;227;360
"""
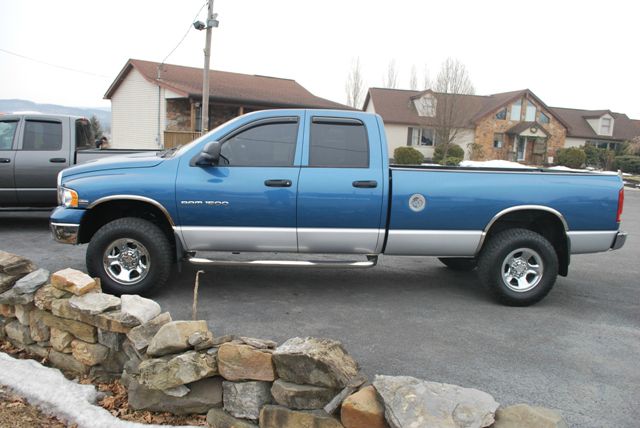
1;189;638;427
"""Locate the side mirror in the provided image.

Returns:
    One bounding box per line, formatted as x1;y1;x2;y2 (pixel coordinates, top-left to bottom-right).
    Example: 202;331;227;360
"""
190;141;221;166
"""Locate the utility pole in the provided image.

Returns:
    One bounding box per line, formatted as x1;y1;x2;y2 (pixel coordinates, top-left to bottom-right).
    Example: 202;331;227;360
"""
201;0;214;134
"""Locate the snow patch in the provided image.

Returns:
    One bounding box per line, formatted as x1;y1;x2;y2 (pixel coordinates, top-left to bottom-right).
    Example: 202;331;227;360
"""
459;160;535;169
0;352;198;428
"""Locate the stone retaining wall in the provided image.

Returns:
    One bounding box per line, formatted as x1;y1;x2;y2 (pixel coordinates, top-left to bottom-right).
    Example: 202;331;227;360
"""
0;251;567;428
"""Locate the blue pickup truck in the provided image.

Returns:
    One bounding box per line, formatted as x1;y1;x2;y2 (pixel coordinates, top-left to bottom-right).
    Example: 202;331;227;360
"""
50;109;627;306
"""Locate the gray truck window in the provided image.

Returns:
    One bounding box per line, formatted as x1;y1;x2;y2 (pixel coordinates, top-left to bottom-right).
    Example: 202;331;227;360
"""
75;118;94;151
309;120;369;168
0;120;18;150
23;120;62;151
220;121;298;167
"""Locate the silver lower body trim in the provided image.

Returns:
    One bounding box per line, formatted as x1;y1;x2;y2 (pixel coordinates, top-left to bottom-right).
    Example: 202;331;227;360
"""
568;231;618;254
385;230;483;256
298;228;381;254
188;255;378;269
50;222;79;245
178;226;297;252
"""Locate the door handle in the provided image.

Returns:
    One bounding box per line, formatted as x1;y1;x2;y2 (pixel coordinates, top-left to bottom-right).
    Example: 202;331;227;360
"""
49;158;66;163
264;179;292;187
352;180;378;188
0;158;10;163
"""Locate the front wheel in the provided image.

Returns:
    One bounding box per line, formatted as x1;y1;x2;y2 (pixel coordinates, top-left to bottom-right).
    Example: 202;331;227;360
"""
477;228;558;306
86;217;172;295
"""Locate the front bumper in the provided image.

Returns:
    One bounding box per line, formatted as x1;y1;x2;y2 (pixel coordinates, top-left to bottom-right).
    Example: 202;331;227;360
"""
50;222;80;244
611;231;627;250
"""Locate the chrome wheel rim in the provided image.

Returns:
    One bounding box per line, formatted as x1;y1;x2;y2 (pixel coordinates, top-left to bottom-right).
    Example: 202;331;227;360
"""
102;238;150;285
501;248;543;292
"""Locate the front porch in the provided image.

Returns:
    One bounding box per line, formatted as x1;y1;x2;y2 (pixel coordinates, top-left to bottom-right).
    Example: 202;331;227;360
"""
504;122;550;165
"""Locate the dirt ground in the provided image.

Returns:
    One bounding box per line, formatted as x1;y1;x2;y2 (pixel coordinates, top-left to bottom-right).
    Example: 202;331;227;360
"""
0;385;68;428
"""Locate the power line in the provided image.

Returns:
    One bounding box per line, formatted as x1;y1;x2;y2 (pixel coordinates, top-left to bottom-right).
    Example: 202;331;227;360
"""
0;48;110;78
160;0;208;66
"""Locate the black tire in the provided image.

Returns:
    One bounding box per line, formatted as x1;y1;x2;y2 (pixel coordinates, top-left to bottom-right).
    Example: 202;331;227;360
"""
86;217;172;295
438;257;477;271
477;228;558;306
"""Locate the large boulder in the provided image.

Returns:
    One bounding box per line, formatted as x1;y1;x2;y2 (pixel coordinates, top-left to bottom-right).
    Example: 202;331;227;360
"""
138;349;218;390
128;376;223;415
259;405;344;428
272;337;359;388
120;294;161;324
493;404;568;428
147;320;209;357
12;268;49;294
51;268;99;295
218;343;276;382
271;379;338;410
222;380;272;420
373;375;499;428
69;293;121;315
341;385;388;428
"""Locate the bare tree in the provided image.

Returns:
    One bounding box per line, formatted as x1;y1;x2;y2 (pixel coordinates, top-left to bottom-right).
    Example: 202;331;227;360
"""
422;64;431;90
345;57;365;109
409;65;418;90
382;60;398;89
431;57;475;162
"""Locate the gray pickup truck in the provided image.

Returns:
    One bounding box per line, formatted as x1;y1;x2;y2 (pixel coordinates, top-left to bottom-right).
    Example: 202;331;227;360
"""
0;114;150;208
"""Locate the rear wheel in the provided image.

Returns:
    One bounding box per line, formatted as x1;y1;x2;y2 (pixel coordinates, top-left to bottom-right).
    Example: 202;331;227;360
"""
438;257;477;271
477;228;558;306
86;217;172;295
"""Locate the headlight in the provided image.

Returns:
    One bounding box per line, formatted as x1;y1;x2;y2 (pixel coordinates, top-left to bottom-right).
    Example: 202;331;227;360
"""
58;187;79;208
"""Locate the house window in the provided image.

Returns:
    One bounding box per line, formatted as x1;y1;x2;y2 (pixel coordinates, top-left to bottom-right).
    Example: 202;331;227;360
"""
601;117;612;134
510;99;522;121
493;133;504;149
408;127;435;146
525;100;536;121
587;140;618;150
539;112;550;124
495;108;507;120
416;96;436;117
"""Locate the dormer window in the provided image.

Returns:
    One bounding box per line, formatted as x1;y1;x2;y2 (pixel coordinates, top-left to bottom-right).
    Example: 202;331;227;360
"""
510;99;522;121
601;117;612;134
415;95;436;117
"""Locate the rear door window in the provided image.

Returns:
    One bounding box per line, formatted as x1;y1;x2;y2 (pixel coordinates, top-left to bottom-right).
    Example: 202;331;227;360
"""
0;120;18;150
309;118;369;168
22;120;62;151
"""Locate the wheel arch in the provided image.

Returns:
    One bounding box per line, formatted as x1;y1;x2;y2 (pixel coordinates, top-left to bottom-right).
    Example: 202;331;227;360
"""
476;205;570;276
78;196;179;260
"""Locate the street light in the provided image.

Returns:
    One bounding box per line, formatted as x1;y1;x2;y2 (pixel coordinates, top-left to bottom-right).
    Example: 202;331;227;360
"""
193;4;219;134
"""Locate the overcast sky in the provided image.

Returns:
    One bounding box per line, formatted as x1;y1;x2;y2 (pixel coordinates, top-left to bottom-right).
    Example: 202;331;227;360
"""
1;0;638;117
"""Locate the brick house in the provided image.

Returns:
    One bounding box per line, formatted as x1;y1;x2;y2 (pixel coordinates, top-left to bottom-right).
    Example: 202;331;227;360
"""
364;88;569;164
104;59;348;148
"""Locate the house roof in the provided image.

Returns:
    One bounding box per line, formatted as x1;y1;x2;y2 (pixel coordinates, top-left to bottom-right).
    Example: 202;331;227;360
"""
506;121;550;137
364;87;569;130
549;107;639;141
105;59;349;110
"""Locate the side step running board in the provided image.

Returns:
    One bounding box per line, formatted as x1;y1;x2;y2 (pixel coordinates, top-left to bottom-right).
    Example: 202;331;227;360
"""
187;255;378;269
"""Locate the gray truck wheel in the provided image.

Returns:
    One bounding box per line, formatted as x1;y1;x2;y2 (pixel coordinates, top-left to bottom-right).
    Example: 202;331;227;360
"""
86;217;172;295
477;228;558;306
438;257;477;271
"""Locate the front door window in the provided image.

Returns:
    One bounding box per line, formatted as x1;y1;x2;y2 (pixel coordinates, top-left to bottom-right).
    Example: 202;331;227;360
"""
517;137;527;161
